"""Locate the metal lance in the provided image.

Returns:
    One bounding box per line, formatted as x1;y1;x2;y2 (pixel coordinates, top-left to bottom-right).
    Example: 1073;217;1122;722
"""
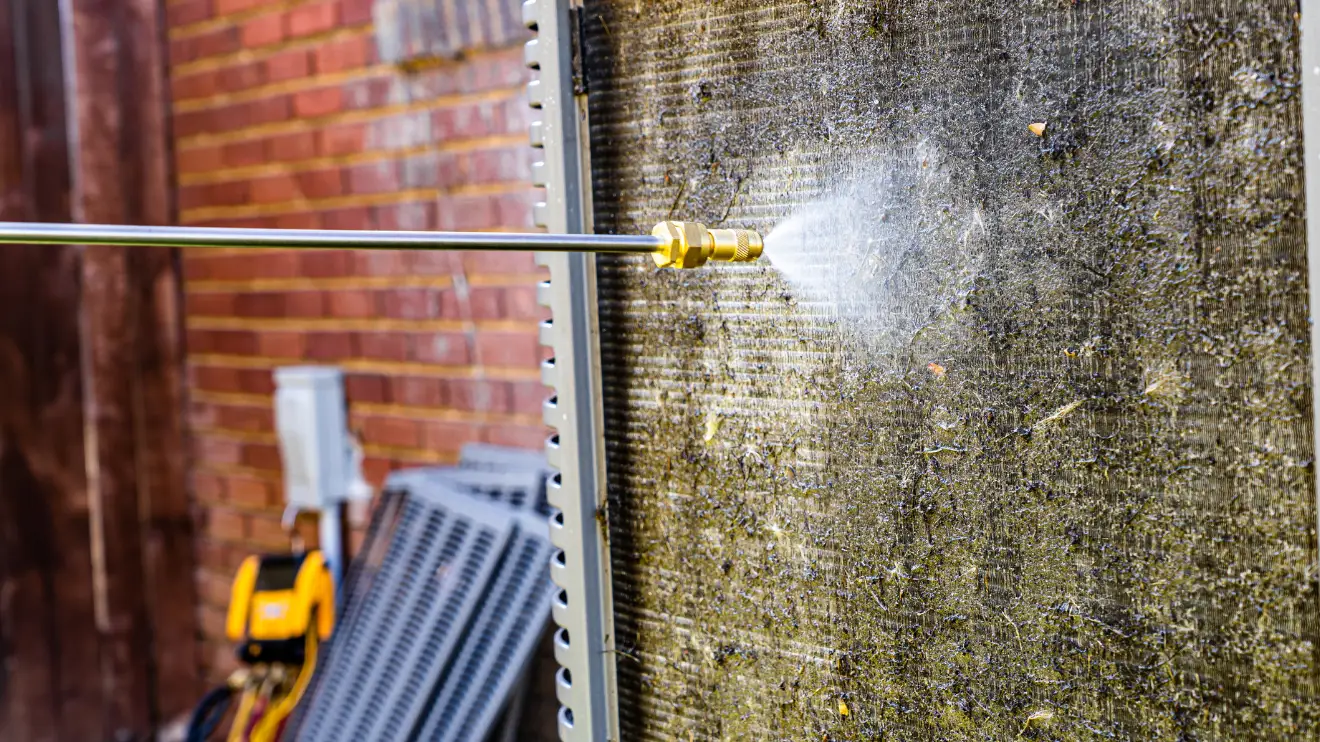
0;221;763;270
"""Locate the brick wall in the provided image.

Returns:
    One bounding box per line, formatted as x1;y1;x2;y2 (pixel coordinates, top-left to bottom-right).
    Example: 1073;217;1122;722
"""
164;0;546;682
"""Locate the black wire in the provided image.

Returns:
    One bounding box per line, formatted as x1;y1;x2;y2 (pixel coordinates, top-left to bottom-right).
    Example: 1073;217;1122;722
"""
186;685;235;742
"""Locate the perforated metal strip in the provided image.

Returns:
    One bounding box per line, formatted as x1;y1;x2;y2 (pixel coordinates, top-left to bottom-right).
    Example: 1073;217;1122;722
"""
412;510;558;741
291;491;514;742
523;1;619;740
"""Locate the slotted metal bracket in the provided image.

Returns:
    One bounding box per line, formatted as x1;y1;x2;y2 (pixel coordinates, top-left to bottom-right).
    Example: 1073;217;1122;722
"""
523;1;619;740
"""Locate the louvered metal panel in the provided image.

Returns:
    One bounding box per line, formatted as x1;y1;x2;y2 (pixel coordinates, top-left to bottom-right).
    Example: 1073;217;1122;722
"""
388;465;550;515
292;490;513;742
413;509;559;741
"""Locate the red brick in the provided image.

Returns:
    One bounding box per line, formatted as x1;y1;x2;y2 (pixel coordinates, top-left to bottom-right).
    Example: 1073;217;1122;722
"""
436;194;496;231
475;331;539;367
322;206;374;230
205;509;248;542
351;250;406;275
363;416;420;449
284;290;325;317
216;61;263;93
432;102;491;140
326;289;373;318
446;379;510;413
375;202;433;230
173;70;219;101
347;161;398;194
494;191;537;229
504;284;546;320
484;424;549;450
177;145;224;174
168;0;213;27
236;368;276;395
248;95;291;125
193;472;226;503
340;0;374;25
319;122;365;156
404;251;462;276
173;109;210;138
265;131;317;162
297;168;344;199
256;330;306;358
378;288;438;319
510;381;550;415
342;74;395;110
248;515;292;550
240;12;284;47
251;252;300;279
275;213;322;229
401;152;459;189
198;605;228;642
170;38;193;67
467;287;503;320
215;0;263;15
227;477;273;509
463;147;529;184
355;332;409;362
191;366;243;394
385;376;443;407
293;87;343;118
420;420;478;453
251;174;299;204
361;456;392;485
191;26;239;59
186;292;235;317
286;2;338;38
463;249;537;274
410;332;469;365
195;540;242;574
315;34;370;74
216;404;273;432
242;443;282;470
265;48;310;83
305;332;354;360
345;373;387;404
300;251;353;279
222;139;265;167
188;328;258;355
233;292;283;317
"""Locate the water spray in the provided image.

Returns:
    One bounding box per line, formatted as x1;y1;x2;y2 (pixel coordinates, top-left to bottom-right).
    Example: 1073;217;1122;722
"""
0;221;763;270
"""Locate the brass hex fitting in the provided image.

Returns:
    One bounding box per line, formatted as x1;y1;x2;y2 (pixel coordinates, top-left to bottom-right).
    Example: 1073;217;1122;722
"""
650;221;764;269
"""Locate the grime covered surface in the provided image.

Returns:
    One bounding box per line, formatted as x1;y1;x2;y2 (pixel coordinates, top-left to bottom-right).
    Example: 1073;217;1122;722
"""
584;1;1317;740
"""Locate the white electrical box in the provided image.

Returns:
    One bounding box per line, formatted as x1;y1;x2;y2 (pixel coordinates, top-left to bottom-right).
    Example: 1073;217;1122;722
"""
274;366;368;510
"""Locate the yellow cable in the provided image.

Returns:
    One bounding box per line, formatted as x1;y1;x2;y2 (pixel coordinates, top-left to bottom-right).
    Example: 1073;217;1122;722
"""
249;628;319;742
227;685;258;742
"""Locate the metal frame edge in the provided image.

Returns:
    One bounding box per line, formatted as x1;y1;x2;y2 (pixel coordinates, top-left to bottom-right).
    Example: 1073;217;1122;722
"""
1305;1;1320;577
524;2;619;741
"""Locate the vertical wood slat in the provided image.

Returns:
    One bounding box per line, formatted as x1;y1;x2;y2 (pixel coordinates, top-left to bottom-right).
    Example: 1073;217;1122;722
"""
64;0;200;733
0;0;104;740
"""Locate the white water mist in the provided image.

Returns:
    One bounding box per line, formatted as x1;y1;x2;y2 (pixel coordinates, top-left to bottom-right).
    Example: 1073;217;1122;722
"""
763;147;986;363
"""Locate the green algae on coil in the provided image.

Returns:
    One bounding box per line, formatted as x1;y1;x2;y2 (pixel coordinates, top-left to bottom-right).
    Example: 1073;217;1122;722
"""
585;0;1317;740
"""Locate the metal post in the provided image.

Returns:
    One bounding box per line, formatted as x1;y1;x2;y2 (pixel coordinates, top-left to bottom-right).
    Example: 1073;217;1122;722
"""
1302;0;1320;575
0;221;662;253
524;1;620;740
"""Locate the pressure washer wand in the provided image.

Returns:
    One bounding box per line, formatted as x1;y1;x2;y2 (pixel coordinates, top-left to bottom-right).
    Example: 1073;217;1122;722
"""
0;220;763;269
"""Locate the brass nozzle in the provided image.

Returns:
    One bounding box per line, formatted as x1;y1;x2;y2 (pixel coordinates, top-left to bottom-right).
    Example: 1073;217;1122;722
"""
650;221;764;269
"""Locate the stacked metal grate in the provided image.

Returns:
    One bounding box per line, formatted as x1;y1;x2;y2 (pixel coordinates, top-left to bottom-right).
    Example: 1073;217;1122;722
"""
285;445;557;742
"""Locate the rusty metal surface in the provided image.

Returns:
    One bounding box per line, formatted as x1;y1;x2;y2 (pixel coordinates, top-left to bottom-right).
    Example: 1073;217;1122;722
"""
585;1;1317;739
